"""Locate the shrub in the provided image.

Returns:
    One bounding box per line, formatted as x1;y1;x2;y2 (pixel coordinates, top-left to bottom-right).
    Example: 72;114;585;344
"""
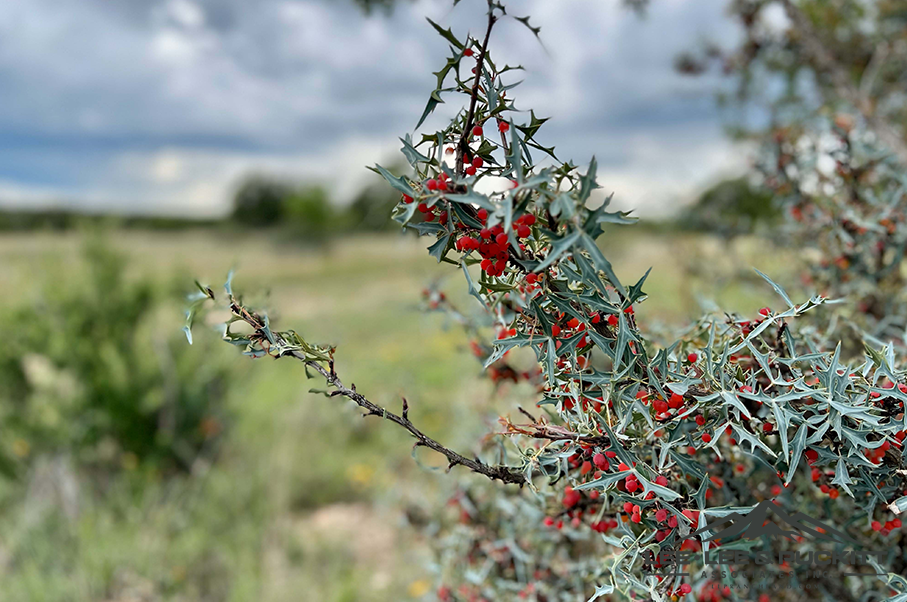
230;176;291;227
283;186;335;239
0;238;234;479
677;177;777;237
681;0;907;348
192;2;907;600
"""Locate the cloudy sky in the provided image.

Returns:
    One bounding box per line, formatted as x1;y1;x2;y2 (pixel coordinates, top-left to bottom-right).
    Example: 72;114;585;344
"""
0;0;748;218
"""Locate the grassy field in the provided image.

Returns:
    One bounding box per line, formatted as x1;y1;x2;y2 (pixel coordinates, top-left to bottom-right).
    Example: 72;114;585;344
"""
0;228;798;602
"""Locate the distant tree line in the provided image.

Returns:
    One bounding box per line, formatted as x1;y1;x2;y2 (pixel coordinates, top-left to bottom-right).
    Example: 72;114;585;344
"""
0;173;403;238
0;170;777;238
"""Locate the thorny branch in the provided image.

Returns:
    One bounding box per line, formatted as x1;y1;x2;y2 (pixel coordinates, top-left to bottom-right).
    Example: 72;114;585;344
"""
230;301;528;486
455;2;498;176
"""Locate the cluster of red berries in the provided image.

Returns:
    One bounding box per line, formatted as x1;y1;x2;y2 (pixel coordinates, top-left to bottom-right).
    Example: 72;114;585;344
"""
543;484;601;530
870;516;903;536
863;438;894;465
567;445;611;473
426;170;451;192
806;451;844;499
452;210;537;277
462;153;484;176
648;390;686;418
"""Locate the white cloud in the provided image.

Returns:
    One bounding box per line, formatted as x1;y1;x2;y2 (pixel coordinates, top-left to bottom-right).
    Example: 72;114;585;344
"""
0;0;747;218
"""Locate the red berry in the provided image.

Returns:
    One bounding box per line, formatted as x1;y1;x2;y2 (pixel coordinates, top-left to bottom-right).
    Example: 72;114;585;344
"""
464;48;474;57
593;453;608;470
543;516;554;527
495;232;508;246
426;179;438;191
655;475;668;486
771;485;782;496
551;325;561;337
567;317;580;329
465;165;477;176
655;509;668;522
526;273;539;285
562;486;580;508
695;415;705;426
402;194;413;204
498;121;510;133
517;224;531;238
580;461;592;475
472;156;483;168
607;314;619;327
631;512;641;523
702;433;712;443
872;521;882;531
763;423;773;434
680;584;692;594
472;125;483;137
687;352;698;362
476;208;487;221
759;307;771;316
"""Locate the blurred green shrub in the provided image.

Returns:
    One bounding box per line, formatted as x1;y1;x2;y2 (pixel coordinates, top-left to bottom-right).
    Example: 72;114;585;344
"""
677;176;778;236
0;238;235;478
230;176;291;227
230;174;405;237
346;181;402;232
283;187;335;239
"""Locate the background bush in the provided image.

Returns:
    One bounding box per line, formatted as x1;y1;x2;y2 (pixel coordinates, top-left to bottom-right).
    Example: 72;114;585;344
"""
0;237;234;479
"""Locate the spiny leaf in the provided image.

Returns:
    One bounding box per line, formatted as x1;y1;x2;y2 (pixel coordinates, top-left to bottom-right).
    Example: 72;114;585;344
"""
513;15;541;39
426;18;464;49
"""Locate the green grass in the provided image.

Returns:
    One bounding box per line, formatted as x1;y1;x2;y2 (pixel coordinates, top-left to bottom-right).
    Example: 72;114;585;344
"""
0;228;801;601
